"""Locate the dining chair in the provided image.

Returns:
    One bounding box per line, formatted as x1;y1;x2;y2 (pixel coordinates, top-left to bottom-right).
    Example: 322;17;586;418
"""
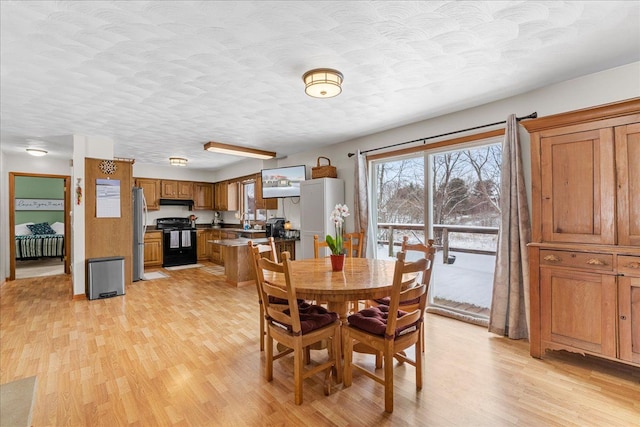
248;238;280;351
253;251;342;405
314;233;353;258
343;251;429;413
368;236;435;352
344;230;364;258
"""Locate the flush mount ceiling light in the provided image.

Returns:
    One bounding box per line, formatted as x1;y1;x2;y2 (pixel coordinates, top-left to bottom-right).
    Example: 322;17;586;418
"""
302;68;344;98
169;157;188;166
26;148;48;156
204;141;276;159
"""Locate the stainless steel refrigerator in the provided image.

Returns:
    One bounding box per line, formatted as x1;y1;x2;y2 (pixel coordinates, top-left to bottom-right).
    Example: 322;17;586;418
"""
132;187;147;281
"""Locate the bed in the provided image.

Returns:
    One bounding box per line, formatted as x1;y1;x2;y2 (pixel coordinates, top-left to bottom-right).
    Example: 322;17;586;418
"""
14;222;65;261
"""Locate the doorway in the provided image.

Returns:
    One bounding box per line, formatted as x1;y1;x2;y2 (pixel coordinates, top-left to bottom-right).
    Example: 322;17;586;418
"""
9;172;71;280
371;138;502;324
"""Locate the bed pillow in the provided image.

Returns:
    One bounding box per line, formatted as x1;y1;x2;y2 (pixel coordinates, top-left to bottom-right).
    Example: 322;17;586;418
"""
15;222;34;236
27;222;56;235
51;222;65;234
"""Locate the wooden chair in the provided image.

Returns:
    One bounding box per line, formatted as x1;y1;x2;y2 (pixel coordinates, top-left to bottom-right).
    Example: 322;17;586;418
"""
343;251;429;413
314;233;353;258
253;251;342;405
368;236;435;352
248;238;279;351
344;230;364;258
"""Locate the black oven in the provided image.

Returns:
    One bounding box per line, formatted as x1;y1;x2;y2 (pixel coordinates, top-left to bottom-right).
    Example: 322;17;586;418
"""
157;218;197;267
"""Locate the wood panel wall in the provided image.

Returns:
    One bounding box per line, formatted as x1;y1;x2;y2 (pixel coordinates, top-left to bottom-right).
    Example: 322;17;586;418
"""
84;158;133;293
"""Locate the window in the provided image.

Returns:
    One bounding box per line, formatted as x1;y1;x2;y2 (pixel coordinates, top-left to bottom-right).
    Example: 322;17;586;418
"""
371;137;502;324
241;180;266;221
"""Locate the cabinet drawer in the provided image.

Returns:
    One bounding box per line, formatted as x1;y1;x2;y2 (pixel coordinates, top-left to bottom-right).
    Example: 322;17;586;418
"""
540;250;613;272
618;255;640;277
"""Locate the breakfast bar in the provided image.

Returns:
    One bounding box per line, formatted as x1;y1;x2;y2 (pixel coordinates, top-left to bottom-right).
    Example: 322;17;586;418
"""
208;237;297;287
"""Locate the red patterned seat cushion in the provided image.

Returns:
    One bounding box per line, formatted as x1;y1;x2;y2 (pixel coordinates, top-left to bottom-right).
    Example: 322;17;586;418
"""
280;305;338;334
347;306;417;337
372;296;420;306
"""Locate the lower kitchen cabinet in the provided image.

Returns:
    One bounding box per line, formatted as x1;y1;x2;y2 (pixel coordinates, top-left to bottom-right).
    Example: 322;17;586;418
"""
275;240;296;260
197;229;211;261
144;231;163;267
618;256;640;364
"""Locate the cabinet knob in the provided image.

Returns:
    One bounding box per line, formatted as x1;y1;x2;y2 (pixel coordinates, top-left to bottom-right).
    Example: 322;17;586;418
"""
620;315;627;320
623;261;640;269
543;255;561;262
586;258;607;266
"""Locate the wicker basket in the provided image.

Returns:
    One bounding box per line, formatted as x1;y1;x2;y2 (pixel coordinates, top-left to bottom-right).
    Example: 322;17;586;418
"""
311;156;337;179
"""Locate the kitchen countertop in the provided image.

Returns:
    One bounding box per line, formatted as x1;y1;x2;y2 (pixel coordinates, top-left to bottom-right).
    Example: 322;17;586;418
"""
208;238;268;247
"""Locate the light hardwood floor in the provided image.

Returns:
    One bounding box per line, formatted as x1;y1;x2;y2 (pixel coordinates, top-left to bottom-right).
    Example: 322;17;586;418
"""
1;263;639;426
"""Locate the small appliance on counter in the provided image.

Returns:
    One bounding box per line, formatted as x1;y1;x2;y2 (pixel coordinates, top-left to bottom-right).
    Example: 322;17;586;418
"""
265;217;286;238
212;212;221;228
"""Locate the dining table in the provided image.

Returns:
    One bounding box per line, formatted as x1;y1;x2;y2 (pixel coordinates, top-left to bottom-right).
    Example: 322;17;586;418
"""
264;256;418;322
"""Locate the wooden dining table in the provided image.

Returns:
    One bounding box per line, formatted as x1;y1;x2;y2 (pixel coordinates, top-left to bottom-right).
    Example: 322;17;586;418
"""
265;256;417;322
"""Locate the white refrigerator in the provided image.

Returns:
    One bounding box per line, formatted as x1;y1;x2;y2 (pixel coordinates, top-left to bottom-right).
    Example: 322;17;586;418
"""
300;178;345;259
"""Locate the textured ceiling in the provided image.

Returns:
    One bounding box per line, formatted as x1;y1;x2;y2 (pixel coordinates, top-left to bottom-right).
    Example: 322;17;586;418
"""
1;1;639;170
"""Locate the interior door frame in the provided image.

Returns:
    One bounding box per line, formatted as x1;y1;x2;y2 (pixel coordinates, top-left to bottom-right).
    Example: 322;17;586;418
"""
9;172;72;281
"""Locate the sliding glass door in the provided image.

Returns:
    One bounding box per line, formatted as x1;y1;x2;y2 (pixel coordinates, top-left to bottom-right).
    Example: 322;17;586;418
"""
371;138;502;323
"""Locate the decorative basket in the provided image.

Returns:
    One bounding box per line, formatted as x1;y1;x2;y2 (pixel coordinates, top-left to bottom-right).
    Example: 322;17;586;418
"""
311;156;337;179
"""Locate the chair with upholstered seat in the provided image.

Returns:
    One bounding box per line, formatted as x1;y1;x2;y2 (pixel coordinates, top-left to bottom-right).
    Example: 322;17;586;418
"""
368;236;435;352
343;251;429;413
248;238;280;351
252;251;342;405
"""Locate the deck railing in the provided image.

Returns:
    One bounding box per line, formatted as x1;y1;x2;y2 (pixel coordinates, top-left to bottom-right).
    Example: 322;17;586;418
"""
377;223;499;262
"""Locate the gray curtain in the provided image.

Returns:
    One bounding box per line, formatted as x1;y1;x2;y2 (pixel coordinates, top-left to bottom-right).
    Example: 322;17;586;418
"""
488;114;531;339
354;150;370;257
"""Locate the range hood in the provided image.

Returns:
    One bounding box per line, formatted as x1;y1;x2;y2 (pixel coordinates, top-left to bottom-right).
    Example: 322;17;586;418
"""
159;199;194;208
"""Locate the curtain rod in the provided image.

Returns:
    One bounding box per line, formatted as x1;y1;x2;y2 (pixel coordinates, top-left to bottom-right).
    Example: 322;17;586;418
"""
347;112;538;157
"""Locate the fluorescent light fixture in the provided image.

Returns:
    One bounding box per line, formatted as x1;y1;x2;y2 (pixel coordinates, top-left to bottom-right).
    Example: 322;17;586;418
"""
26;148;48;156
169;157;188;166
302;68;343;98
204;141;276;159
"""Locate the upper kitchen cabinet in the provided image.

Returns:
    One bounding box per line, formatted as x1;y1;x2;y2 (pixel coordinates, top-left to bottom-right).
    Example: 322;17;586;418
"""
214;181;238;211
254;173;277;210
135;178;160;210
161;180;193;200
194;182;214;210
615;122;640;246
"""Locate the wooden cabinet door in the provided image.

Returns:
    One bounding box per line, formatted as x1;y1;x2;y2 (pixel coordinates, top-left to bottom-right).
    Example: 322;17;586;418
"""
177;181;193;199
255;174;277;210
227;182;239;211
194;183;213;210
214;182;227;211
540;267;616;357
615;122;640;246
144;232;163;267
540;128;615;245
196;229;210;260
135;178;160;210
161;180;178;198
618;256;640;364
276;240;296;260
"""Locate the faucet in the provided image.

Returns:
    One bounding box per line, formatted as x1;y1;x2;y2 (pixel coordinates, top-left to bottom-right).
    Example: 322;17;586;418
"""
239;212;250;230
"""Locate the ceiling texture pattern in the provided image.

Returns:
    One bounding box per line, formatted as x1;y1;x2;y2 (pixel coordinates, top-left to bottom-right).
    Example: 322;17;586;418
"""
1;1;639;169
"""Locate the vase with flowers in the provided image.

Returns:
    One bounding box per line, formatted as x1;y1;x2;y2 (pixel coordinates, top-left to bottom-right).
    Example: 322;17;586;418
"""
325;203;350;271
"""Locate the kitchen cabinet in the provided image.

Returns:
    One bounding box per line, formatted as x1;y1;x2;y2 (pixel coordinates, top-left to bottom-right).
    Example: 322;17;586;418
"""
254;173;277;210
525;99;640;368
210;229;223;264
275;239;296;260
197;229;211;260
194;182;214;210
161;180;193;199
144;231;163;267
214;181;239;211
135;178;160;210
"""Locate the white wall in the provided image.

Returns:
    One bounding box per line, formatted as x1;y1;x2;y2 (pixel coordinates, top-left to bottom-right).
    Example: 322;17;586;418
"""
2;62;638;282
214;62;640;235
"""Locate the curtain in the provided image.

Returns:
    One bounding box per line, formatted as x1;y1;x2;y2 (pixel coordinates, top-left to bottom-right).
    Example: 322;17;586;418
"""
488;114;531;339
353;150;371;257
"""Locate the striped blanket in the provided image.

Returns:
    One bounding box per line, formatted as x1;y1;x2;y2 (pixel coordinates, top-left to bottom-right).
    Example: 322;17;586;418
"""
15;234;64;260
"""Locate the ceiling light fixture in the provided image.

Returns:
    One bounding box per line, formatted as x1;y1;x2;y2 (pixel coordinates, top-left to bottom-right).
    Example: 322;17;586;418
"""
169;157;188;166
204;141;276;159
302;68;343;98
26;148;48;156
